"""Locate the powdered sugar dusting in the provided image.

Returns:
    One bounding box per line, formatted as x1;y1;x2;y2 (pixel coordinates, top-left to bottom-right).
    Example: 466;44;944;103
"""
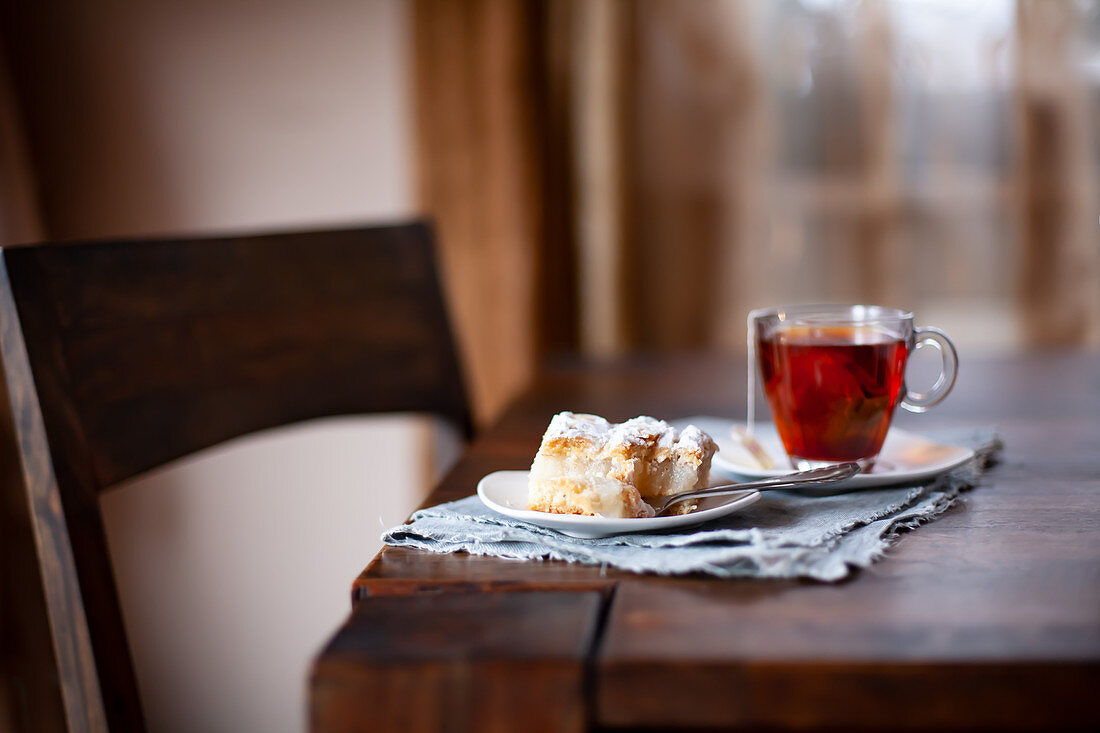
678;424;718;456
541;412;714;455
611;416;676;447
543;412;611;444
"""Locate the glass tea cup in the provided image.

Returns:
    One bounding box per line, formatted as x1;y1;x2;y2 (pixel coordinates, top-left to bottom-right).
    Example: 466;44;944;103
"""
750;304;957;470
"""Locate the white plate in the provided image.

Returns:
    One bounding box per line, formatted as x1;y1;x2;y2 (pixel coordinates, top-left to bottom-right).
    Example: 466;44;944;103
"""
476;471;760;539
710;420;974;489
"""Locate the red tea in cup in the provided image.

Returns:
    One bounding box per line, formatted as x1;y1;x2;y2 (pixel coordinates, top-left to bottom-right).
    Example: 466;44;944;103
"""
758;326;908;463
750;305;958;469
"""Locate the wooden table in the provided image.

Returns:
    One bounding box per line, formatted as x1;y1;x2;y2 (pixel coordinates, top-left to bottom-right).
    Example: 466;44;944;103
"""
310;352;1100;732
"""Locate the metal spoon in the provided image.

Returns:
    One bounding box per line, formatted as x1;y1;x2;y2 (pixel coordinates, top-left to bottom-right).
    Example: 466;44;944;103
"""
654;462;861;516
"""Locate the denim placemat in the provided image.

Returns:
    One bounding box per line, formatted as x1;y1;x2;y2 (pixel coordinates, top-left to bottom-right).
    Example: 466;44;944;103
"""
383;425;1001;581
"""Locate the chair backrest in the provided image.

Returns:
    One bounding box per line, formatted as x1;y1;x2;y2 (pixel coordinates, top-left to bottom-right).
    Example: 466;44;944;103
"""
0;222;471;732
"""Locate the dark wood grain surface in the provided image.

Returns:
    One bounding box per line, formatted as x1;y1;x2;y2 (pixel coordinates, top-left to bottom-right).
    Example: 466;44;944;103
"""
1;223;471;733
312;591;603;733
4;223;470;490
313;351;1100;732
0;259;102;733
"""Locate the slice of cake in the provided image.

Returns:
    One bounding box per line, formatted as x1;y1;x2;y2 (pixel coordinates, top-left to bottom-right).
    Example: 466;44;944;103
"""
527;412;718;518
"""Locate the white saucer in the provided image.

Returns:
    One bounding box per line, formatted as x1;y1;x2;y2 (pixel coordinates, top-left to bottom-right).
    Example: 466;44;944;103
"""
709;420;974;489
476;471;760;539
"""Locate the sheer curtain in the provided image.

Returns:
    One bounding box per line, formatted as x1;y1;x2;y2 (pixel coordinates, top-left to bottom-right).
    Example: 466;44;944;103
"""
587;0;1099;352
416;0;1099;421
1016;0;1100;346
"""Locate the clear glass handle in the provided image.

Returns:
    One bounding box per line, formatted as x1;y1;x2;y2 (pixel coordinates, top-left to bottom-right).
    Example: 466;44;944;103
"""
901;327;958;413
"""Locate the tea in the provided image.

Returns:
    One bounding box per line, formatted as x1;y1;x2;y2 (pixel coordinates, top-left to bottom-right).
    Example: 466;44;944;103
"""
758;326;908;463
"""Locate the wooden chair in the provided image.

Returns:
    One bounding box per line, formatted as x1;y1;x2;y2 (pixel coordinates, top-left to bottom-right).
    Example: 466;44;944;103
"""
0;222;471;732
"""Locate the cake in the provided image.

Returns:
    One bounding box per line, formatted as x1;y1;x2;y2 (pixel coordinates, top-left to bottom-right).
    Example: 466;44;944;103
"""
526;412;718;518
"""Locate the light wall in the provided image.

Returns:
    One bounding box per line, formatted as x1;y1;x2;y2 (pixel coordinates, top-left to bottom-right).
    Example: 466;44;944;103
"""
4;2;434;732
9;0;412;240
101;415;456;733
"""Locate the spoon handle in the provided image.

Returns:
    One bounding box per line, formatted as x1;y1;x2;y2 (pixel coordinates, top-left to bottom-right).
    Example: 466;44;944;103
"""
656;462;861;516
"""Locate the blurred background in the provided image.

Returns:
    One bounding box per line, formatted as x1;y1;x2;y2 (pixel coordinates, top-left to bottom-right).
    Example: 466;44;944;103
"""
1;1;1097;732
